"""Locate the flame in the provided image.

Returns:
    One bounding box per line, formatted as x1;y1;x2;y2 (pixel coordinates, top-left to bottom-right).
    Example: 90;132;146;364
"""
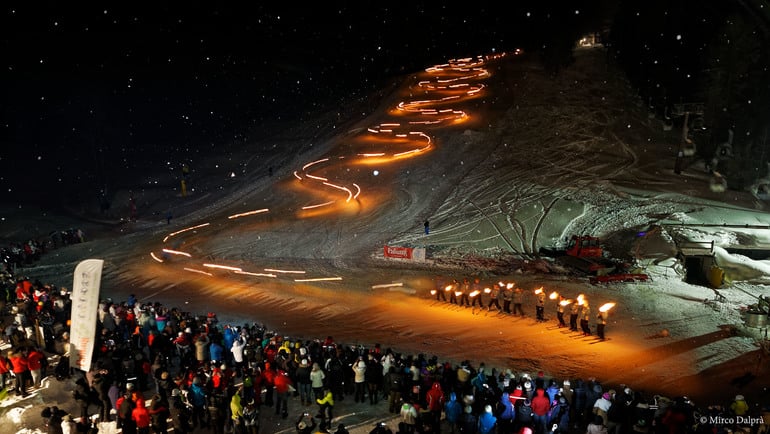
534;287;544;294
549;291;558;300
469;290;481;297
484;287;492;294
577;294;585;305
560;299;573;306
430;290;437;295
599;302;616;312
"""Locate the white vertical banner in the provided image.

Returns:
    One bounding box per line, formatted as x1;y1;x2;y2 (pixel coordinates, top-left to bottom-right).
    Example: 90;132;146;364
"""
70;259;104;372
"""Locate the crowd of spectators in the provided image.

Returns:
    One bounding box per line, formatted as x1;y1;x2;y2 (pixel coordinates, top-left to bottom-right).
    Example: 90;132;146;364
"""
0;228;85;274
0;271;768;434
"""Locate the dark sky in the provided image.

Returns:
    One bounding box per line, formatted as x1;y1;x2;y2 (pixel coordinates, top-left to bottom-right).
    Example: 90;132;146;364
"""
0;2;605;205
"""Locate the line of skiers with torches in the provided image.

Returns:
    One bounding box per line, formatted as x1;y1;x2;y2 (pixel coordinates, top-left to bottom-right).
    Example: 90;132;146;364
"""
430;278;615;335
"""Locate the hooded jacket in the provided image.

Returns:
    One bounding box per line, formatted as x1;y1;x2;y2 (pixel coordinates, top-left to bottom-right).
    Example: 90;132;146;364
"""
531;388;551;417
478;406;497;434
498;392;515;420
426;382;445;412
444;392;462;424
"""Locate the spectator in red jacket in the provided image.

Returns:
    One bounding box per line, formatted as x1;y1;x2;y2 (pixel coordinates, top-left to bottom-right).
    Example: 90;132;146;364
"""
26;346;45;389
8;348;30;397
425;381;446;432
273;369;293;418
530;387;551;434
0;351;10;389
131;397;151;434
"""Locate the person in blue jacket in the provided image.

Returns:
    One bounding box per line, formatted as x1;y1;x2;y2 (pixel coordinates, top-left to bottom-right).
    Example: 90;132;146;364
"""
498;389;516;432
444;392;463;434
478;404;497;434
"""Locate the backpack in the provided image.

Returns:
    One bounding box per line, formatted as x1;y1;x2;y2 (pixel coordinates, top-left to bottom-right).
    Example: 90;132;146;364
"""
607;402;622;422
392;373;402;389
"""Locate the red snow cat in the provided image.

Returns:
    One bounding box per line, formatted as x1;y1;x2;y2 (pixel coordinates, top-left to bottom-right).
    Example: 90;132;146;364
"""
539;235;649;284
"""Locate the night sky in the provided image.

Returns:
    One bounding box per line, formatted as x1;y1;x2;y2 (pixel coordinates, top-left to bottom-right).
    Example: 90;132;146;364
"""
0;2;607;206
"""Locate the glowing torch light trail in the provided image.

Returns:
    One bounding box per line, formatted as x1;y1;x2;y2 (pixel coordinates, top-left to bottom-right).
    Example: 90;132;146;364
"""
599;302;616;312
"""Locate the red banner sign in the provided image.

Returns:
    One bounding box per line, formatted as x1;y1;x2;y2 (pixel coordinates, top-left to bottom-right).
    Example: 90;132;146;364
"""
384;245;413;259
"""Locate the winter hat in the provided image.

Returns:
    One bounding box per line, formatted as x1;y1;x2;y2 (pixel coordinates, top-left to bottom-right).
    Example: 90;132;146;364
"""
559;397;567;404
358;360;366;368
624;387;632;395
524;399;531;406
465;405;473;414
485;405;493;414
602;393;611;400
524;381;532;390
522;428;533;434
563;380;571;386
735;395;744;401
301;359;309;367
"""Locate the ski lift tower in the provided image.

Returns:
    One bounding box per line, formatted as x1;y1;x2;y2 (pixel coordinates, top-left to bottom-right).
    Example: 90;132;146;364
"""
672;102;704;174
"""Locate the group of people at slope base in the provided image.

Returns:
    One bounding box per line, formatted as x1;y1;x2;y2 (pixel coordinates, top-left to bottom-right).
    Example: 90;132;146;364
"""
430;276;610;340
0;269;767;434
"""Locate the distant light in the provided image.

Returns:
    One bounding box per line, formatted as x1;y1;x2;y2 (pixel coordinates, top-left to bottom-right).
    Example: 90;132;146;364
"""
373;170;379;176
676;34;682;40
230;172;235;178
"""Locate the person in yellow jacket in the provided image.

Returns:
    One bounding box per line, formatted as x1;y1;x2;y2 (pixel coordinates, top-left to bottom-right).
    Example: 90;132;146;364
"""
730;394;749;416
230;387;244;434
316;387;334;427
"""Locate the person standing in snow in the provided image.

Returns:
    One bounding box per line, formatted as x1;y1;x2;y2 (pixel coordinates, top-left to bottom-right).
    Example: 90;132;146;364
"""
434;275;447;302
502;284;512;314
424;220;430;235
580;302;592;336
556;295;568;328
569;302;580;332
478;404;497;434
487;283;501;312
470;277;485;310
535;289;546;322
730;394;749;416
352;358;367;403
444;392;463;434
597;310;608;340
513;286;525;316
459;277;472;307
448;279;459;305
531;387;551;434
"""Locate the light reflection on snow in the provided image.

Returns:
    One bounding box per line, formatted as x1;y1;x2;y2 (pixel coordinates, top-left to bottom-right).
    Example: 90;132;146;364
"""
149;54;504;284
